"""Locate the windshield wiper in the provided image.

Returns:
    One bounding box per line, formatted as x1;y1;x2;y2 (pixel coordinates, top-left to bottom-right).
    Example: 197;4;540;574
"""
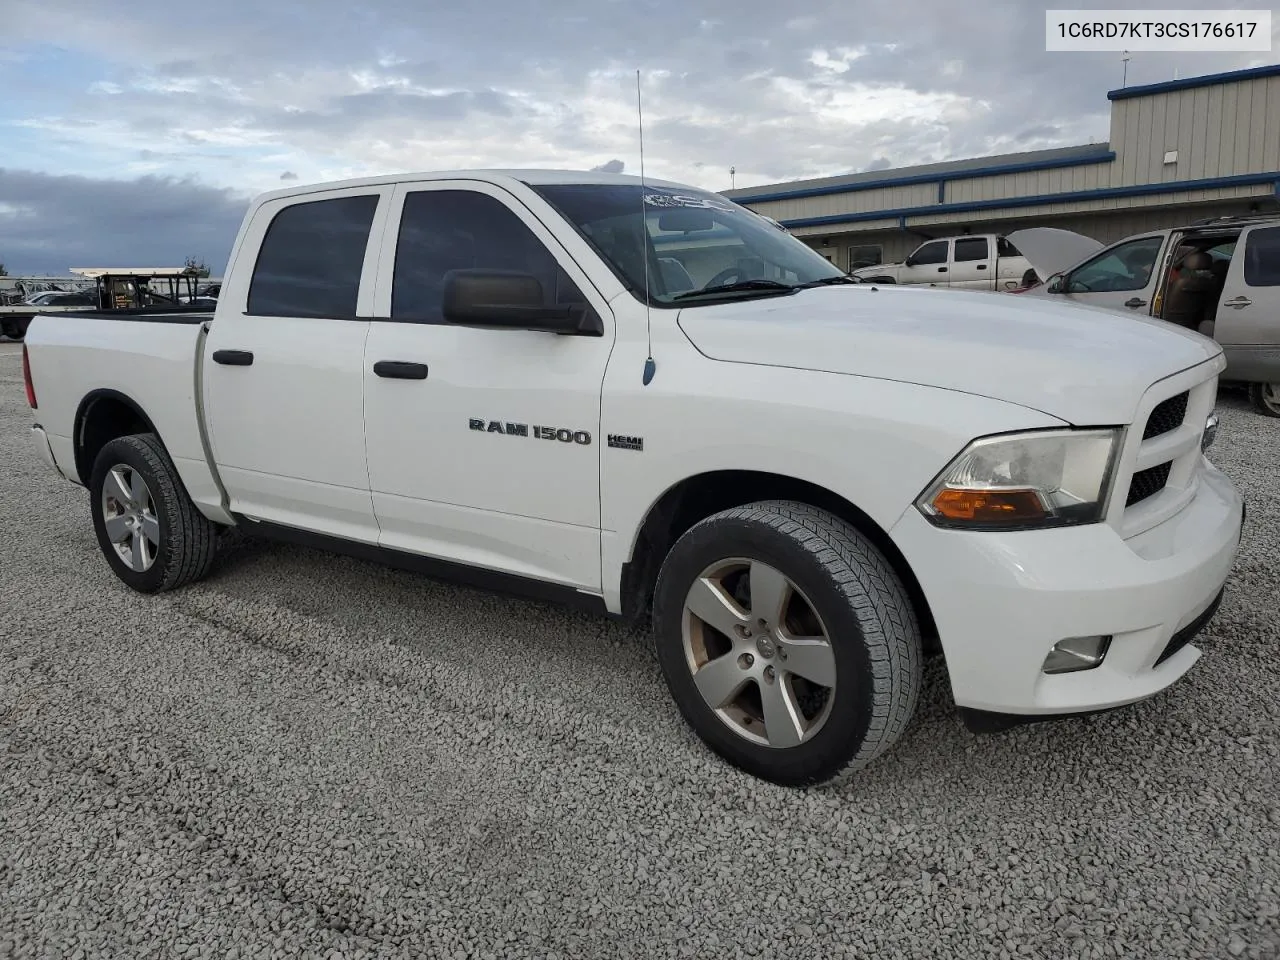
671;279;797;301
794;275;861;288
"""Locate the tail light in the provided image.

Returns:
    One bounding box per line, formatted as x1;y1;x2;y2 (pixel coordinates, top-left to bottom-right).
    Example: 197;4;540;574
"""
22;344;37;409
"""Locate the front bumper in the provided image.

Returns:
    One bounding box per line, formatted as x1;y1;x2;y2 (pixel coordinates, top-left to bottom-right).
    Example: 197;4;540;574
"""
890;458;1243;715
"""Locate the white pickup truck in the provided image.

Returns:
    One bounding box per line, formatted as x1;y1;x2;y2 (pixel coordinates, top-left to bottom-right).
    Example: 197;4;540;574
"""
22;169;1244;787
849;233;1036;290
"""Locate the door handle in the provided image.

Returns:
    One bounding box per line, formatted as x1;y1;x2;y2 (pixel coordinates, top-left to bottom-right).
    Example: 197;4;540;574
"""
938;266;947;273
373;360;429;380
1223;296;1253;309
1124;297;1147;309
212;349;254;366
976;263;987;270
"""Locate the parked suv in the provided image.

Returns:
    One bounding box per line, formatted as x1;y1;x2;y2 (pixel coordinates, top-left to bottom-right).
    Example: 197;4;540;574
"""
1013;215;1280;417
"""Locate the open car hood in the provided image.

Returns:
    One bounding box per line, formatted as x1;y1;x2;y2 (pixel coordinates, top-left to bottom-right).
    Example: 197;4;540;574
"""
1006;227;1105;283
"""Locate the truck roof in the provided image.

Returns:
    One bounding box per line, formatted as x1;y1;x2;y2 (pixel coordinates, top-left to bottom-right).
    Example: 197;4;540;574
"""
249;168;696;206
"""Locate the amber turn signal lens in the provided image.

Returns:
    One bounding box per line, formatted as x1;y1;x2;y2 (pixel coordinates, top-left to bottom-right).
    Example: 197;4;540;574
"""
931;488;1047;523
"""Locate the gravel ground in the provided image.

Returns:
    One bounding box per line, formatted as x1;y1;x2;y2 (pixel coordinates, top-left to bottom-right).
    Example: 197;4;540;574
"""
1;339;1278;959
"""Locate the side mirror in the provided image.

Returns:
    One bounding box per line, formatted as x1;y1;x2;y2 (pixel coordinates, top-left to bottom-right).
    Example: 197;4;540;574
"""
441;269;599;335
1045;273;1065;294
903;255;916;267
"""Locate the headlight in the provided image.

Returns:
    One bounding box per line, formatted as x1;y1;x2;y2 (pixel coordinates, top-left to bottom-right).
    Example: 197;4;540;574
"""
916;428;1120;530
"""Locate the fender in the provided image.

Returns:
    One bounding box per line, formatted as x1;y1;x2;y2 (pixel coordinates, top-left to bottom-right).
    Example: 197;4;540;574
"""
72;388;163;485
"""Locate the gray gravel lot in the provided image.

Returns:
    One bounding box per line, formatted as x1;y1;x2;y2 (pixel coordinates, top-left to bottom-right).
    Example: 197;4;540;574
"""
1;338;1278;959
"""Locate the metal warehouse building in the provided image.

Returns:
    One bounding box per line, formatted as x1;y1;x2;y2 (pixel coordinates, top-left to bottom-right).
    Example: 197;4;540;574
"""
725;64;1280;272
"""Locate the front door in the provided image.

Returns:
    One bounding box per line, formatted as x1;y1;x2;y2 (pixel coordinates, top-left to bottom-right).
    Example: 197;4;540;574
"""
899;239;950;285
1059;234;1167;313
362;181;615;590
202;185;391;543
1215;223;1280;384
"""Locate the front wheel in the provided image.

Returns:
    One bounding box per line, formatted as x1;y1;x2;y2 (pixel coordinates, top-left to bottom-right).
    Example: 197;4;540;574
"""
1249;383;1280;418
89;433;220;592
652;501;923;787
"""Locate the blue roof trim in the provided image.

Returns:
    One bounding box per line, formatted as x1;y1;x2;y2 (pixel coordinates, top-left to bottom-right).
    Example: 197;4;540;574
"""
726;150;1116;204
1108;63;1280;101
775;171;1280;229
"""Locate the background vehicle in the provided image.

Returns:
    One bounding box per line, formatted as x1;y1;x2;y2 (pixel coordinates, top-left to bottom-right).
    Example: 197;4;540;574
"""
21;170;1242;787
849;233;1035;290
1013;216;1280;417
0;267;206;340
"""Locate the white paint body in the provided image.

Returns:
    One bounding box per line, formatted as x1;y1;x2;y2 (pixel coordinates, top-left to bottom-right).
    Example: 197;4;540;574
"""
23;169;1243;717
849;234;1034;290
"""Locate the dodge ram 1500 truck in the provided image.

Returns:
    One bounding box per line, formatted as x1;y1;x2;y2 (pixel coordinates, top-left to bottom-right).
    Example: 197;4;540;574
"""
23;169;1244;787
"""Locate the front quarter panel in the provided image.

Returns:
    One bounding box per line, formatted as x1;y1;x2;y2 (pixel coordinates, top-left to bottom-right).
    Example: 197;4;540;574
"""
598;323;1064;612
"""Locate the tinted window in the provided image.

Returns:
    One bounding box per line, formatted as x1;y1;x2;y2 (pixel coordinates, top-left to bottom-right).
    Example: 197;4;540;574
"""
392;190;587;321
248;194;378;317
848;244;881;269
1244;226;1280;287
953;238;989;262
911;241;948;265
1068;236;1164;293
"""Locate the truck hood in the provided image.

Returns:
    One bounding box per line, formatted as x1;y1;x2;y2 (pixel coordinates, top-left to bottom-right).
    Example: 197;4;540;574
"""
1005;227;1104;282
676;285;1222;425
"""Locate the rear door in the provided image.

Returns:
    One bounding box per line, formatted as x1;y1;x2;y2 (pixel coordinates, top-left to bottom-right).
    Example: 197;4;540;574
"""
1213;223;1280;384
898;239;950;285
1057;233;1167;313
202;185;392;543
948;237;993;289
362;181;615;590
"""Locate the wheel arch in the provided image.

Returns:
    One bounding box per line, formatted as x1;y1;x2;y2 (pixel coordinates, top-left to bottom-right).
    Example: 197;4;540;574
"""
619;470;939;651
73;389;164;485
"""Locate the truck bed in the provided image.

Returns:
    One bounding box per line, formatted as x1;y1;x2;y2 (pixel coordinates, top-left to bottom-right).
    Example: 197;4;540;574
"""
24;312;226;520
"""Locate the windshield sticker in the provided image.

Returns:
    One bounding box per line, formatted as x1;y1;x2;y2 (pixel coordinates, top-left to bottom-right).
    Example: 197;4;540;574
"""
643;192;736;213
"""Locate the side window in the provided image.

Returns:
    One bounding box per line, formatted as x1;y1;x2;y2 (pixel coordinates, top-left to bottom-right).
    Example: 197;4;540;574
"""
248;194;379;318
1068;236;1164;293
392;190;587;321
910;240;948;265
953;238;989;262
848;244;882;270
1243;226;1280;287
997;237;1020;257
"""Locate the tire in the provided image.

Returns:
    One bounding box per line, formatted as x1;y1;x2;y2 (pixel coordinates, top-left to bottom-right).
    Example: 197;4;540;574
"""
89;433;220;593
1;321;25;341
1249;383;1280;419
652;500;922;787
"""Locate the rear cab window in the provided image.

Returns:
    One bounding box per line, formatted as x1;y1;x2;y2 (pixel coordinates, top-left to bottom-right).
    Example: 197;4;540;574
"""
247;194;379;318
953;238;989;262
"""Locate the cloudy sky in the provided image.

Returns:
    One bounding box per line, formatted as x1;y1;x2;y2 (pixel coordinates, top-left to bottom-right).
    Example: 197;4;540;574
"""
0;0;1272;274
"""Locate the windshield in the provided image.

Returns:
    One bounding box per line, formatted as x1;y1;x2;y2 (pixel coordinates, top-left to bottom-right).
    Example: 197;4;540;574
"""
530;183;845;306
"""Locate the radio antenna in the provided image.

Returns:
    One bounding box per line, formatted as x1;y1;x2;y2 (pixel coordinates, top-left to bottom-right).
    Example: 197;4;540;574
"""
637;69;656;386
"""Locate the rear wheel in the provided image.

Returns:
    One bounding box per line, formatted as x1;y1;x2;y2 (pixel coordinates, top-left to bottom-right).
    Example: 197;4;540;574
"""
652;501;922;786
1250;383;1280;418
89;433;220;592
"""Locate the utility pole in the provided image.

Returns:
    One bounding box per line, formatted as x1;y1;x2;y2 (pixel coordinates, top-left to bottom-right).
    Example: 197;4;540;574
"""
1121;51;1130;87
729;166;736;190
